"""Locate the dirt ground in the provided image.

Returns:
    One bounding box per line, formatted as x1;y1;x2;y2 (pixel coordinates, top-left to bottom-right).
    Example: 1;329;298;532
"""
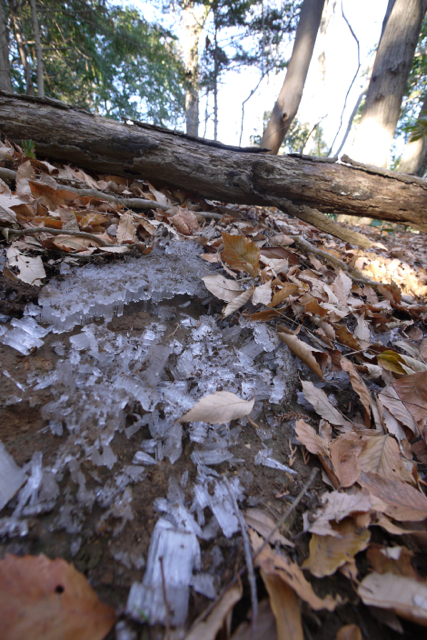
0;246;424;640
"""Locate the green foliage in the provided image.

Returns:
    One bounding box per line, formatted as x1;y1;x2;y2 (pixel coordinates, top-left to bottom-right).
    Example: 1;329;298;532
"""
21;140;35;158
6;0;186;126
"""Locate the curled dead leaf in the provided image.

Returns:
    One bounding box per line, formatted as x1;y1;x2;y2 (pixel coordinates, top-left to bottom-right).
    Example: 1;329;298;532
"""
178;391;255;424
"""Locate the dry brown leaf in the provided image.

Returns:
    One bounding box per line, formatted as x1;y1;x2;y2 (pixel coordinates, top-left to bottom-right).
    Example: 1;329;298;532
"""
52;236;95;253
202;274;242;302
178;391;255;424
6;247;46;286
16;160;35;197
245;510;294;547
295;419;329;457
331;271;352;306
308;490;372;537
334;625;362;640
0;554;116;640
222;286;254;318
366;545;419;580
222;232;260;277
270;282;299;308
354;314;371;345
80;212;110;230
185;582;243;640
117;213;136;244
393;372;427;433
334;325;361;350
357;434;415;485
252;281;272;306
231;600;277;640
260;565;303;640
358;572;427;627
341;357;372;427
379;386;418;436
303;518;370;578
358;471;427;522
278;333;324;379
170;208;200;235
301;380;353;430
250;531;339;611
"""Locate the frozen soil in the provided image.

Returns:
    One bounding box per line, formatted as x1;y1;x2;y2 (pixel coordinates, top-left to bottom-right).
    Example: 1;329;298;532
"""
0;242;418;640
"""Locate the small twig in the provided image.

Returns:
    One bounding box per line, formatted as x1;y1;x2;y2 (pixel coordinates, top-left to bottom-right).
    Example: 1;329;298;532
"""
3;226;109;246
159;556;171;640
224;476;258;631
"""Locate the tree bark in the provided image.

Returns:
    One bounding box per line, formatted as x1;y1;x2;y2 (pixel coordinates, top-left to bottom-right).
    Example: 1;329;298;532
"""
0;0;12;92
260;0;325;154
182;1;207;137
0;91;426;237
399;92;427;176
9;0;34;96
351;0;427;168
29;0;44;97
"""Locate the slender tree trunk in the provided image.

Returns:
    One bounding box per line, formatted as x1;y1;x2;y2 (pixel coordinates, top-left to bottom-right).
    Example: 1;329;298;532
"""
351;0;427;168
213;9;218;141
9;0;34;95
182;1;207;137
260;0;325;154
0;0;12;91
29;0;44;97
399;92;427;176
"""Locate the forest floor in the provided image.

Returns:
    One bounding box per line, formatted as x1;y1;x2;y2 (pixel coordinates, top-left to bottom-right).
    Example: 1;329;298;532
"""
0;139;427;640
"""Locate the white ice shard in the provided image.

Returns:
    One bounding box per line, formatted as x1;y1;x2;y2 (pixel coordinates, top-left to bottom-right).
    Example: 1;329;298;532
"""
254;445;297;474
38;241;212;332
126;517;201;625
0;441;27;512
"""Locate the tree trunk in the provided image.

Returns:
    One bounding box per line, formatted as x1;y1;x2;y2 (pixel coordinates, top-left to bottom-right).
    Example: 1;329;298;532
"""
0;0;12;92
399;92;427;176
0;91;426;238
9;0;34;96
351;0;427;168
182;1;207;137
260;0;325;154
29;0;44;97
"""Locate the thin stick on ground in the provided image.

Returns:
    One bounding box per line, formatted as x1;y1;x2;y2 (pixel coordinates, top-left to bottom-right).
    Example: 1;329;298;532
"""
188;468;318;632
159;556;171;640
224;475;258;630
3;226;110;246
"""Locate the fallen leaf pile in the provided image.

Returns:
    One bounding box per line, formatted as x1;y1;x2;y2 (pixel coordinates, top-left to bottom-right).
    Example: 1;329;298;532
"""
1;137;427;638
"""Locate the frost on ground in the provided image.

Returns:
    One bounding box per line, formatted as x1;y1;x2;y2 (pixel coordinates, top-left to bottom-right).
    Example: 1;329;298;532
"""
0;240;299;629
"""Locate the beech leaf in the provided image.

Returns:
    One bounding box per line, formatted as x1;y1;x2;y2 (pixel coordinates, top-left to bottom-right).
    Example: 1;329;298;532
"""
341;357;372;426
303;518;370;578
358;471;427;522
117;212;136;244
358;573;427;628
222;286;254;318
301;380;353;429
6;247;46;286
178;391;255;424
202;274;242;302
221;232;260;277
186;583;242;640
278;332;324;379
0;554;116;640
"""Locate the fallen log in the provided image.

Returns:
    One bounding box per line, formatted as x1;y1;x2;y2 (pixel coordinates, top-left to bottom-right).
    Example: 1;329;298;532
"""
0;91;426;246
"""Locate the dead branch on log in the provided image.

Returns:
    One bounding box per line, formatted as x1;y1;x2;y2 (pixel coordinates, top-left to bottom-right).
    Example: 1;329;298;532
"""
0;92;426;241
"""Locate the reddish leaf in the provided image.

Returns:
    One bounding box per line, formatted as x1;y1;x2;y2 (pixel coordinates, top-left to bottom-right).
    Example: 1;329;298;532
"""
222;232;260;277
0;554;116;640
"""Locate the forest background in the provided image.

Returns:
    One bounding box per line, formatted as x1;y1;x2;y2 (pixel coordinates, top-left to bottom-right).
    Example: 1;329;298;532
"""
0;0;426;175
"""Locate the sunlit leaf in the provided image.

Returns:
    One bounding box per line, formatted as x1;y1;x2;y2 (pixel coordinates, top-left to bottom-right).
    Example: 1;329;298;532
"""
202;274;242;302
178;391;255;424
221;232;260;277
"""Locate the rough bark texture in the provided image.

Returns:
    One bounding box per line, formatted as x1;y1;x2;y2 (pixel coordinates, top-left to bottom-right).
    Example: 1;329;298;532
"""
182;1;205;137
0;0;12;92
351;0;427;168
29;0;44;97
0;91;426;235
399;92;427;176
260;0;325;154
